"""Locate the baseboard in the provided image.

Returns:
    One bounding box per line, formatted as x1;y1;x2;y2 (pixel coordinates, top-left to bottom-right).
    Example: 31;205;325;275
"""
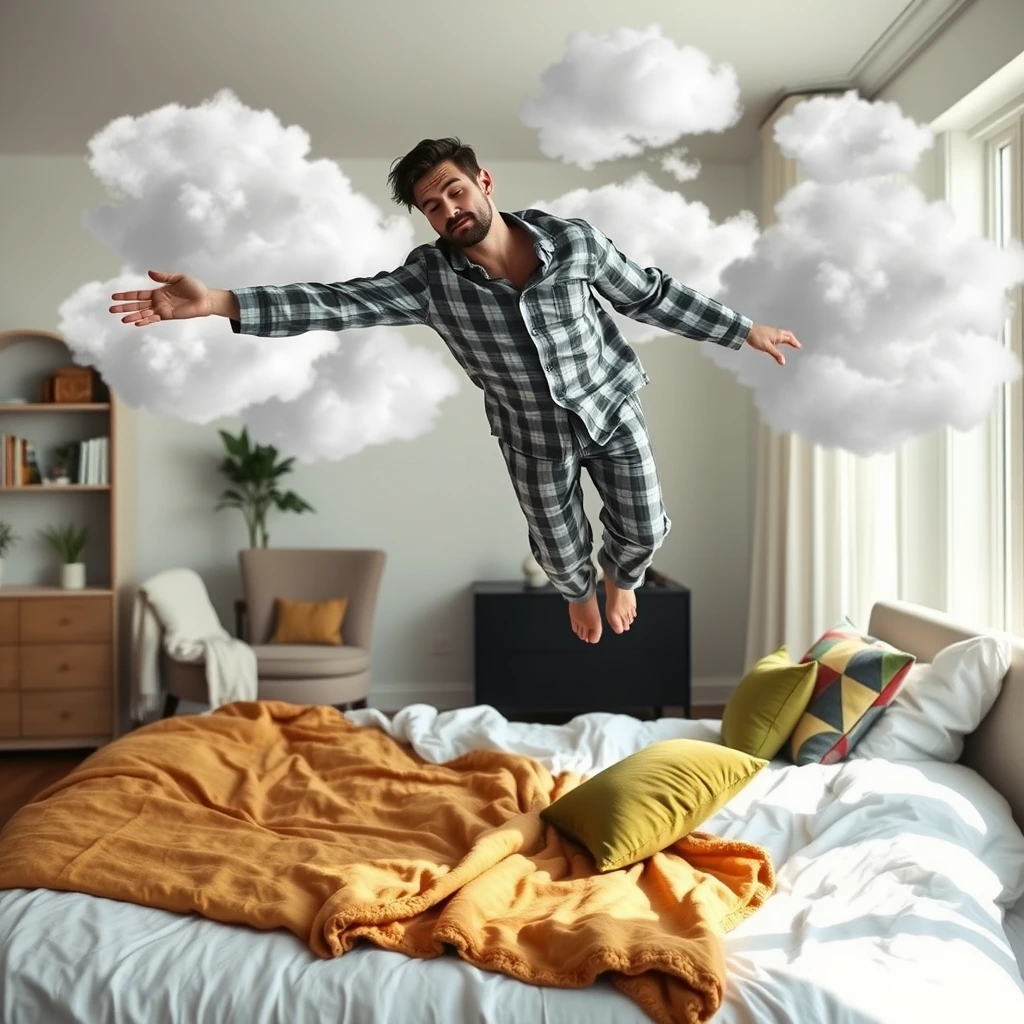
368;682;471;712
169;676;738;717
692;675;738;707
369;676;737;714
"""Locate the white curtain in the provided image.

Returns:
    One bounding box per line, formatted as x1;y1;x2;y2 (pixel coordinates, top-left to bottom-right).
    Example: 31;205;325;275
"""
745;96;1011;665
744;94;908;666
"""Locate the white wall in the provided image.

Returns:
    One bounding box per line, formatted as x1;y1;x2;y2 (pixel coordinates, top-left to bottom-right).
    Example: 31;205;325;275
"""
0;153;759;710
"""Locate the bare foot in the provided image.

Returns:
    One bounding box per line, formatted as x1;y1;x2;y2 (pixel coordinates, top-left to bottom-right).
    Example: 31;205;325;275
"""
603;575;637;634
568;594;602;643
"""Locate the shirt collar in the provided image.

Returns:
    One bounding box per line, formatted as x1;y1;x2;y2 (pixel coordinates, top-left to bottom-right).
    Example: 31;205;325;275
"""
438;210;554;274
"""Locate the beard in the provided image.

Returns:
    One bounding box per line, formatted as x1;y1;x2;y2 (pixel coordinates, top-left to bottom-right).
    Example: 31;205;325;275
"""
447;204;492;248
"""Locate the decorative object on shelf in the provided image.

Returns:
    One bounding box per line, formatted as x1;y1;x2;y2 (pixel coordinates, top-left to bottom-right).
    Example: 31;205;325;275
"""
41;365;95;404
48;442;75;485
40;522;89;590
521;552;549;588
0;521;18;587
215;427;315;548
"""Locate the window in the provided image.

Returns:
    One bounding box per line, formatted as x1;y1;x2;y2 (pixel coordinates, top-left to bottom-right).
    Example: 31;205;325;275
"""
982;113;1023;633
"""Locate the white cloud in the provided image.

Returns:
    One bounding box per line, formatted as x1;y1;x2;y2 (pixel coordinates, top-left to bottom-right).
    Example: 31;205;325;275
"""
522;33;1023;455
773;89;935;182
62;66;1024;463
530;173;759;346
657;146;702;183
58;88;459;462
520;24;742;169
242;331;460;461
706;175;1024;453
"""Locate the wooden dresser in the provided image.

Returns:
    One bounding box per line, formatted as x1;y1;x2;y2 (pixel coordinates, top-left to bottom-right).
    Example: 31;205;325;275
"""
0;589;116;748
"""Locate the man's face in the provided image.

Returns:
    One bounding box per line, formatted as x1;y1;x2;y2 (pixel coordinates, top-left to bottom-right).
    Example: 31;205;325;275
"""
413;161;494;248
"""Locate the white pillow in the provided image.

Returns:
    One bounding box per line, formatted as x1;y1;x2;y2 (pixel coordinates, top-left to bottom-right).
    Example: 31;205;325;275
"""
851;633;1012;762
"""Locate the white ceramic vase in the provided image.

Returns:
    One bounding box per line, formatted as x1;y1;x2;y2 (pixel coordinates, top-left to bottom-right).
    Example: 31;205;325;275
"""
61;562;86;590
0;557;4;587
521;553;549;588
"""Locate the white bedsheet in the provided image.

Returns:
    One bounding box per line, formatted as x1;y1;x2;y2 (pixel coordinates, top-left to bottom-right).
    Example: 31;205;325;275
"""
1;705;1023;1024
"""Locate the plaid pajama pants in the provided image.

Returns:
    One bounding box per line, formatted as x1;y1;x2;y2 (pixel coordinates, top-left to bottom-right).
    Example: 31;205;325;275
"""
498;392;671;603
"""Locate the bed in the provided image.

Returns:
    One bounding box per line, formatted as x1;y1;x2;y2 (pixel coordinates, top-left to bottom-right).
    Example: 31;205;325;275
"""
1;598;1022;1023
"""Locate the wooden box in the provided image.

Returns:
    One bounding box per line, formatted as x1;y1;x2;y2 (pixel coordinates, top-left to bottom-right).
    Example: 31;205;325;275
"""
42;366;94;404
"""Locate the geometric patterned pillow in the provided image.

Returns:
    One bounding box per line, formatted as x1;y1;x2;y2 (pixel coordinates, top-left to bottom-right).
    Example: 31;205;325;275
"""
788;618;916;766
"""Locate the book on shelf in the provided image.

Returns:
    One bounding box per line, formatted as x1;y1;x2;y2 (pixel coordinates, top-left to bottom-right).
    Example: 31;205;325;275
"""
0;433;109;487
0;434;40;486
64;436;110;485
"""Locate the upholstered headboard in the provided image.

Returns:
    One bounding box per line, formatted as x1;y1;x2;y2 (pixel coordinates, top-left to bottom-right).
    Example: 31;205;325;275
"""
868;600;1024;832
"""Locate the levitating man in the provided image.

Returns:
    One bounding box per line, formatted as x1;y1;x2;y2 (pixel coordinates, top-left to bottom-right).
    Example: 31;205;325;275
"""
109;137;800;643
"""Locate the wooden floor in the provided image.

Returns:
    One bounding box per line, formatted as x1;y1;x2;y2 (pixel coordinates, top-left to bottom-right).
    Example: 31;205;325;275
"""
0;749;89;831
0;704;725;829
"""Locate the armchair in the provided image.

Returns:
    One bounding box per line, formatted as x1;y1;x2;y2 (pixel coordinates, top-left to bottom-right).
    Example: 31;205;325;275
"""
239;547;386;708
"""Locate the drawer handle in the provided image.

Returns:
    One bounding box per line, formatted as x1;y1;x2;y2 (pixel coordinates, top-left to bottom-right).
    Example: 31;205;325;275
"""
59;663;70;672
58;617;71;626
60;710;71;720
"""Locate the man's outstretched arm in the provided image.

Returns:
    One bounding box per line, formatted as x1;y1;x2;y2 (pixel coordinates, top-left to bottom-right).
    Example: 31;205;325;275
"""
581;220;801;364
230;250;430;336
581;219;752;349
110;248;431;336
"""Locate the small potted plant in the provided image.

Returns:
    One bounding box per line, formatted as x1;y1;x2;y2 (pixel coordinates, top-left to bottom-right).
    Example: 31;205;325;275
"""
0;521;18;587
50;443;76;485
215;427;315;547
40;522;88;590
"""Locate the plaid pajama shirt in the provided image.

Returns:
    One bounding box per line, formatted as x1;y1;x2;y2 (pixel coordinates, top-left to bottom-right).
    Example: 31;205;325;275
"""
230;208;752;601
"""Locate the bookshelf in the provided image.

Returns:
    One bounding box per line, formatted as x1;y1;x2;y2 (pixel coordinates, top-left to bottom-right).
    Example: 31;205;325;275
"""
0;328;118;750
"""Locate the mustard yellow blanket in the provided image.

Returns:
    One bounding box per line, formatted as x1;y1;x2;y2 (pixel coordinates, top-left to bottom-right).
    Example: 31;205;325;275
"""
0;702;773;1023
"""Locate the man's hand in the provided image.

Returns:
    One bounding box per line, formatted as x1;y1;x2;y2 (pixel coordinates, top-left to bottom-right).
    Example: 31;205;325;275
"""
109;270;215;327
745;323;802;366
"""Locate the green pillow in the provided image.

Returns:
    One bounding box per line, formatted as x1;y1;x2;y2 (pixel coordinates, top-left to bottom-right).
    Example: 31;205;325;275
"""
539;739;766;872
721;647;818;759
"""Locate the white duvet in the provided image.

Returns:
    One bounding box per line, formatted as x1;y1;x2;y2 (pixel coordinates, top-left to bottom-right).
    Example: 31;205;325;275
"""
1;705;1023;1024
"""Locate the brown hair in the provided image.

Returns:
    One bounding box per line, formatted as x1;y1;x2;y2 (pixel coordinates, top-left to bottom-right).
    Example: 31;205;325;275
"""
387;137;482;212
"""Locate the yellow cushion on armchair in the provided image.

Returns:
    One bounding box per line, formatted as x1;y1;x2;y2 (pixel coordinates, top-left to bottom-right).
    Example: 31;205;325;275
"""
269;597;348;645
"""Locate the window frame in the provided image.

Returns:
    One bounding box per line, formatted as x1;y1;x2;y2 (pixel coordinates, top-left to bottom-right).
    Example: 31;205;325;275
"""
974;105;1024;633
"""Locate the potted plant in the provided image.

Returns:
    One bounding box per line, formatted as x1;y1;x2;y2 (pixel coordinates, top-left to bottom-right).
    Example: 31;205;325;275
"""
0;521;18;587
50;442;76;485
40;523;88;590
215;427;315;548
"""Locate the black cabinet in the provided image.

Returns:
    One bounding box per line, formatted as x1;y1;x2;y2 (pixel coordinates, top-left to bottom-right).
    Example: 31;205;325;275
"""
472;579;691;718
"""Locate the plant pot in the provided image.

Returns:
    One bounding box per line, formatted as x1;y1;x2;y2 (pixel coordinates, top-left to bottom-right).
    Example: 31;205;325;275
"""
61;562;86;590
0;557;4;587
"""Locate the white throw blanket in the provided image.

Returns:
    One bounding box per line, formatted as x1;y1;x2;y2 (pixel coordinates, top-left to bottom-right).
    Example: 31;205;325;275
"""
131;568;258;721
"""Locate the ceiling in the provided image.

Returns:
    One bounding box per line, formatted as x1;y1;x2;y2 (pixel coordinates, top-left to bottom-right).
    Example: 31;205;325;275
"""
0;0;975;162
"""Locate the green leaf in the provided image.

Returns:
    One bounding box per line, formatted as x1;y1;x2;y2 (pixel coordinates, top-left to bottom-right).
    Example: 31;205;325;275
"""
275;491;314;513
218;429;246;459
